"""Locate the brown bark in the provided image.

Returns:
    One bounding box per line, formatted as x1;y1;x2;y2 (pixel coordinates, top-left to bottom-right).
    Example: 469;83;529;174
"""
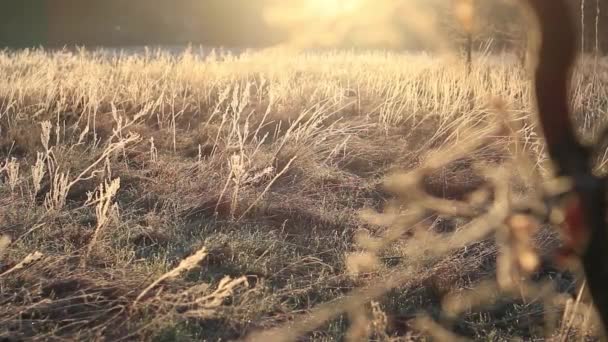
523;0;608;333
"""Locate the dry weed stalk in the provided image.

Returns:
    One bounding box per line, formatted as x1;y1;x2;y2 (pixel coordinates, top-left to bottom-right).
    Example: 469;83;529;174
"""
4;158;20;193
229;154;247;219
0;251;44;278
82;177;121;266
557;281;598;340
44;132;139;212
44;168;70;212
30;152;46;198
369;301;390;340
149;136;158;163
133;247;209;306
0;235;10;258
173;276;249;318
67;132;139;190
238;154;297;221
40;120;52;153
215;154;246;218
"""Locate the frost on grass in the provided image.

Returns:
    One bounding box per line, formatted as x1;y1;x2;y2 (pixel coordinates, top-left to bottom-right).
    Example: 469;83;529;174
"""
0;48;607;340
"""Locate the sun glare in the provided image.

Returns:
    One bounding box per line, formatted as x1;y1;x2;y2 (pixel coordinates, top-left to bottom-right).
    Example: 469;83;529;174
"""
305;0;364;18
263;0;445;49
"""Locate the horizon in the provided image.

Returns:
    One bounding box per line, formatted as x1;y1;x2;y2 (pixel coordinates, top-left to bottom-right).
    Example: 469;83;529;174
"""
1;0;606;52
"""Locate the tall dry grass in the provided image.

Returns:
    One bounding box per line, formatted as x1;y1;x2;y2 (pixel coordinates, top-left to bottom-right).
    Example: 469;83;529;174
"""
0;47;607;340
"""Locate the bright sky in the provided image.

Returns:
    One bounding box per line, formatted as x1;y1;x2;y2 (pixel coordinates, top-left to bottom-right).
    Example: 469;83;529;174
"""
305;0;365;18
263;0;451;49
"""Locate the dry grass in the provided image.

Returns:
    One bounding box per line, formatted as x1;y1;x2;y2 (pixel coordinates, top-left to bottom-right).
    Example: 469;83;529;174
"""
1;47;607;341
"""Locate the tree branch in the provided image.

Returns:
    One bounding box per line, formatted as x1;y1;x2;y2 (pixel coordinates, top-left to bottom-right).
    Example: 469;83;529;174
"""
523;0;608;333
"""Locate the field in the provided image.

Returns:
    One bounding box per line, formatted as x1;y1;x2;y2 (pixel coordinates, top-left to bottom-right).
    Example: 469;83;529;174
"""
1;47;608;341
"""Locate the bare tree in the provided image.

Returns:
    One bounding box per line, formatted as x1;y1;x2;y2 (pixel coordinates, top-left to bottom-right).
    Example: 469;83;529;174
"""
582;0;586;53
454;0;475;73
596;0;601;55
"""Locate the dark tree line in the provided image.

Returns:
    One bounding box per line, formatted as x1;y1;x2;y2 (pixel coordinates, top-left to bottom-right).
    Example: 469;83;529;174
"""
455;0;608;55
0;0;281;47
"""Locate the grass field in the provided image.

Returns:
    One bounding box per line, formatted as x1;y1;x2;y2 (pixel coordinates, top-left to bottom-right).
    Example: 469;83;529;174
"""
1;47;608;341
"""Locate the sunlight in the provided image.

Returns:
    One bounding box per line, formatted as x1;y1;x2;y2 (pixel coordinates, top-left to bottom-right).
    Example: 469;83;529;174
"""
304;0;364;18
262;0;447;50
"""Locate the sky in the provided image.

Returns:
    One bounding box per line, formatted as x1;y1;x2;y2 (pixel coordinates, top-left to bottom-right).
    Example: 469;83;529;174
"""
0;1;605;52
0;0;456;49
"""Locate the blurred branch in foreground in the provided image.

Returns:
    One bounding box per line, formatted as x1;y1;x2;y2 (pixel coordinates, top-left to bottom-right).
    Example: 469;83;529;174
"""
523;0;608;334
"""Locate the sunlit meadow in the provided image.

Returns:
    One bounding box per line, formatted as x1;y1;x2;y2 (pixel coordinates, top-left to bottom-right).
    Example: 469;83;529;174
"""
2;0;608;341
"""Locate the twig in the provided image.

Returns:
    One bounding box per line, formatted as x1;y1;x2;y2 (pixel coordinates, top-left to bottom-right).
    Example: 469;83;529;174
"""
237;155;297;221
133;247;208;306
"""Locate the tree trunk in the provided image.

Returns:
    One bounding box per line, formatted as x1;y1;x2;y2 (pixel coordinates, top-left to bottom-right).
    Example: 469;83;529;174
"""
582;0;586;54
596;0;601;55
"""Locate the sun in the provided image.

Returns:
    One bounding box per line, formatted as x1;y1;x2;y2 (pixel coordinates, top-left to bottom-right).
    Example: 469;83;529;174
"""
305;0;364;18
